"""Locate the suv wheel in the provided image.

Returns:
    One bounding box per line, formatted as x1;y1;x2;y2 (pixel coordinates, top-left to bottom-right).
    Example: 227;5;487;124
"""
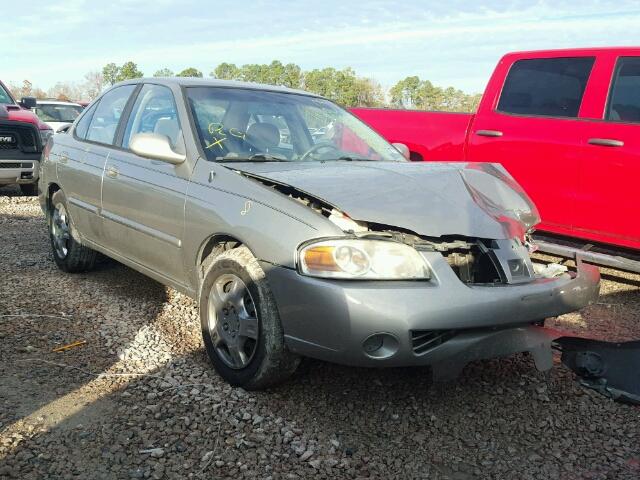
49;190;97;272
199;246;300;390
20;183;37;196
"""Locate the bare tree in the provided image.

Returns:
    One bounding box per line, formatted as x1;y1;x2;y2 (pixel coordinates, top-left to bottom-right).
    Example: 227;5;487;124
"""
82;71;104;100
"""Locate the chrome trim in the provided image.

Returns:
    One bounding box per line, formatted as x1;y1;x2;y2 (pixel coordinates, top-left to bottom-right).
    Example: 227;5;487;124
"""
100;209;182;248
68;196;100;215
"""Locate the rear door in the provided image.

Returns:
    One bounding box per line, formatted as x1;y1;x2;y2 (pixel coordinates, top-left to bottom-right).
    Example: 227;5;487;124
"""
60;85;136;241
467;55;596;235
101;83;191;284
576;54;640;249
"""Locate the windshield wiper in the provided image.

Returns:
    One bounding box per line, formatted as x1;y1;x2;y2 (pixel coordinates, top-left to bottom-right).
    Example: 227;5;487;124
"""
215;154;288;163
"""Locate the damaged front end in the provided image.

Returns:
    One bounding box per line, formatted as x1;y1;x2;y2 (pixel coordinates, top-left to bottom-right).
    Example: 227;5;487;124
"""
226;162;635;403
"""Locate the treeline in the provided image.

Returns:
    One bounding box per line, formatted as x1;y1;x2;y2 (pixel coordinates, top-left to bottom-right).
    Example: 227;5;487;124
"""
9;60;481;112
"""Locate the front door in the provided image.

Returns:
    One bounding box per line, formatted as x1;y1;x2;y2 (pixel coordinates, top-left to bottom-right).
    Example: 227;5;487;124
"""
467;55;596;237
100;83;191;283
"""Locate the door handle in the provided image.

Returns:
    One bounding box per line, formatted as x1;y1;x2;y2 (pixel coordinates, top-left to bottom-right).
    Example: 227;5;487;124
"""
59;151;69;164
588;138;624;147
475;130;503;137
106;166;119;178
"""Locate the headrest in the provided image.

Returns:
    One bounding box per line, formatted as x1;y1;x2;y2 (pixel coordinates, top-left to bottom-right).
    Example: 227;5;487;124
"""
246;122;280;149
154;117;180;145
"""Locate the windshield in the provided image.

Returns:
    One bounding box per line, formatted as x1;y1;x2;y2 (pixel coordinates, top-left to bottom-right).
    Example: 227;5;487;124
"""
35;104;84;123
0;83;14;105
186;87;406;162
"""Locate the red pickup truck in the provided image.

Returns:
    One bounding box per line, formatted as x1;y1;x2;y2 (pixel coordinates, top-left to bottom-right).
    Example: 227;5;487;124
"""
0;80;52;195
353;48;640;272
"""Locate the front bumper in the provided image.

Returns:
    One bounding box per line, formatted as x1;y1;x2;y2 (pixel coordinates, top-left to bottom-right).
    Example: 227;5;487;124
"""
263;252;600;373
0;159;40;185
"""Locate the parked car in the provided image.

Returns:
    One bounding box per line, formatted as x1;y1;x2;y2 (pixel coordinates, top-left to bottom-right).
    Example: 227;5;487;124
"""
352;47;640;272
34;99;85;133
0;80;53;195
38;78;600;389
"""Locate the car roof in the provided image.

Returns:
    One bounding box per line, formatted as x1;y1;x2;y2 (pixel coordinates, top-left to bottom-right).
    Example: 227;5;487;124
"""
36;99;82;106
115;77;323;98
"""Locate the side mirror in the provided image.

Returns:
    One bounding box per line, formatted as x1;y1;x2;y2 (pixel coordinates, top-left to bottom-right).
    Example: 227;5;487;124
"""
57;123;72;134
130;133;186;165
392;142;410;160
20;96;37;109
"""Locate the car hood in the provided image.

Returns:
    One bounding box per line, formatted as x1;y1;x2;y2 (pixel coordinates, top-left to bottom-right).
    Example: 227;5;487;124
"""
0;104;48;129
226;161;540;240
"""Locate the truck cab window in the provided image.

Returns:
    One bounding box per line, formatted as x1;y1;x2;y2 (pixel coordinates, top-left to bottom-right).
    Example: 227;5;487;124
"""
607;57;640;123
497;57;594;118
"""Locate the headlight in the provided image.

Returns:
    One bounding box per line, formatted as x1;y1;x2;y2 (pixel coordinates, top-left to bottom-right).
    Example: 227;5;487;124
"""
299;239;431;280
39;128;53;148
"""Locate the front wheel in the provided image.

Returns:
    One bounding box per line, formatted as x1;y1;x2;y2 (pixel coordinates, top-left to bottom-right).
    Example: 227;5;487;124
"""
199;246;300;390
49;190;97;273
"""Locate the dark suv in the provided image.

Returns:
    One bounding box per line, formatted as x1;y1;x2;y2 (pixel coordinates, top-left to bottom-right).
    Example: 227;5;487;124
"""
0;80;53;195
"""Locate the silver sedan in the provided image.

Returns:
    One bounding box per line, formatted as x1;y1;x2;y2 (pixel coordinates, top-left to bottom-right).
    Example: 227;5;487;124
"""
38;78;600;389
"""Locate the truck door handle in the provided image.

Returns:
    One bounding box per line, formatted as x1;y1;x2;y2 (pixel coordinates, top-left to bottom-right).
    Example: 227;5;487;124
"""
588;138;624;147
475;130;503;137
106;166;119;178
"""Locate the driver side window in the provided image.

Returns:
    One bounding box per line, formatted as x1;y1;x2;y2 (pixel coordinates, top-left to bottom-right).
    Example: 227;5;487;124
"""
122;84;183;152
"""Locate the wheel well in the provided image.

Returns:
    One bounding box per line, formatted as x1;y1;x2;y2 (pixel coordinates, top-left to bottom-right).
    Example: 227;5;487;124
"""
198;234;244;267
46;183;61;213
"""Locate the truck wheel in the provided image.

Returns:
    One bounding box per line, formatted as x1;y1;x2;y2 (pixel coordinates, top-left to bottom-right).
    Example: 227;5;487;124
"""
49;190;97;273
199;246;300;390
20;183;37;196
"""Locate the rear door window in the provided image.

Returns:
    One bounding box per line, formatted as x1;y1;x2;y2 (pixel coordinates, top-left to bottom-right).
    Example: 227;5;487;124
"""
74;102;98;140
607;57;640;123
497;57;595;118
86;85;136;145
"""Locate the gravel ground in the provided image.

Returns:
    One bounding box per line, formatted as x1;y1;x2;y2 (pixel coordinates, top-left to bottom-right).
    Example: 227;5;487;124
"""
1;185;639;479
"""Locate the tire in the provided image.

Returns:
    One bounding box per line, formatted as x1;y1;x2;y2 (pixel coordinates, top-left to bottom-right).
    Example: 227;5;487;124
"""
199;246;300;390
49;190;97;273
20;183;37;196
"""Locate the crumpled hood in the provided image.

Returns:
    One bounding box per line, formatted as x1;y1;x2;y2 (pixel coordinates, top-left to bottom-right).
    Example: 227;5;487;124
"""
227;161;539;240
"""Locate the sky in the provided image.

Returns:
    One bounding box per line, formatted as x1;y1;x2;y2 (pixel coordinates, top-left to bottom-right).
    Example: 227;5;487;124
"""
3;0;640;94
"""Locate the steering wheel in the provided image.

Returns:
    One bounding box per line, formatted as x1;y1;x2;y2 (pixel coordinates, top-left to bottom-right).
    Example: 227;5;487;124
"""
299;142;341;161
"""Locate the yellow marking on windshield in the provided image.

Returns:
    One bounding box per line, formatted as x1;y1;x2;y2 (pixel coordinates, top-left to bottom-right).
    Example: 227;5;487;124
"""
229;128;246;139
205;136;226;150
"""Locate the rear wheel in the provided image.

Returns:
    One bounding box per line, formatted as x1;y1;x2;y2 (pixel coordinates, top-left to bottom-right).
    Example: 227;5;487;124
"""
49;190;97;273
199;246;300;390
20;183;37;196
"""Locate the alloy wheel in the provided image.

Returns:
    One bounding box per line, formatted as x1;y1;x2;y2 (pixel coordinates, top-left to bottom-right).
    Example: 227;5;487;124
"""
51;203;70;259
207;273;259;369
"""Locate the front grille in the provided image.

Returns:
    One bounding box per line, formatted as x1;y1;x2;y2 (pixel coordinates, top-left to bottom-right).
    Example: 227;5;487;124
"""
0;162;33;169
0;121;40;154
411;330;457;355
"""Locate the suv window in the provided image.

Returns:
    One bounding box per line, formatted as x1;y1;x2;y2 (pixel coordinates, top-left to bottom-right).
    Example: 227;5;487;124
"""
86;85;136;145
122;84;183;150
498;57;595;118
74;102;98;140
607;57;640;123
